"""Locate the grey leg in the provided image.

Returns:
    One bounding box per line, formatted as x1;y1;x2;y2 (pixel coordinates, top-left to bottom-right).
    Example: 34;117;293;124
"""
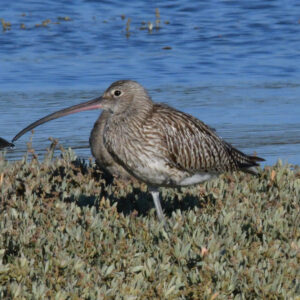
150;190;165;222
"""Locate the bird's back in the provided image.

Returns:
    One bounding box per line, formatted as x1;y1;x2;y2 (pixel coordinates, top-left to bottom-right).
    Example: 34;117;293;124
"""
103;102;263;187
150;103;264;174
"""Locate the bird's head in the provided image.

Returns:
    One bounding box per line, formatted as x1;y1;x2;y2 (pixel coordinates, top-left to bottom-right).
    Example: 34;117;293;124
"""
9;80;152;143
99;80;151;115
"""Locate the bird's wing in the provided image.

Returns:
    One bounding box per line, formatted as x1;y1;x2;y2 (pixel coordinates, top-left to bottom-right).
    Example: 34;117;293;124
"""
152;104;259;173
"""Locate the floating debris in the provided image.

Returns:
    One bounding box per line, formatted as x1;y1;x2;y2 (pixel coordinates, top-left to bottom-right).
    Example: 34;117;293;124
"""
126;18;131;38
57;16;71;21
155;8;160;30
147;21;153;32
35;19;51;27
126;18;131;31
1;19;11;31
155;8;160;19
42;19;51;26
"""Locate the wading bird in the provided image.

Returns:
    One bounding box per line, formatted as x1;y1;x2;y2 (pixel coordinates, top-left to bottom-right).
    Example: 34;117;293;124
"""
0;80;264;221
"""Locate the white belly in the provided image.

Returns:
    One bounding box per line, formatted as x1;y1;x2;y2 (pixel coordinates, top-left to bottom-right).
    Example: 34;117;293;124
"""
132;156;217;187
179;172;216;186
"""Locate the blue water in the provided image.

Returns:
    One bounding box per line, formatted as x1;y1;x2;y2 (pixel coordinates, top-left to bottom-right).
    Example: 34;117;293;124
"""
1;0;300;166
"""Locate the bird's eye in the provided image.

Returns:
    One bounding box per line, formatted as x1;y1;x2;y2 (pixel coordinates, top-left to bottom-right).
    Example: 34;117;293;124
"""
114;90;122;96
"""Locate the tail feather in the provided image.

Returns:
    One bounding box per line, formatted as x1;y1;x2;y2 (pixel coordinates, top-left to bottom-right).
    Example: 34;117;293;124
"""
246;155;265;163
238;154;265;175
238;155;265;168
238;155;265;175
224;142;265;175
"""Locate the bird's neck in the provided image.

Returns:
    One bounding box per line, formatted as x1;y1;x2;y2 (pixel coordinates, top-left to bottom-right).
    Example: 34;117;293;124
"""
110;96;153;126
103;97;153;168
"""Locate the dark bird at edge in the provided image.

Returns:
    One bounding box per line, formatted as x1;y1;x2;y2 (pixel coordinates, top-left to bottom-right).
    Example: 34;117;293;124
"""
0;80;264;221
0;137;14;149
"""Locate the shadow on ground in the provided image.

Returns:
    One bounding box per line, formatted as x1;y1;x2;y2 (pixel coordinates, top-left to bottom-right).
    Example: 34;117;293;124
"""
63;159;217;218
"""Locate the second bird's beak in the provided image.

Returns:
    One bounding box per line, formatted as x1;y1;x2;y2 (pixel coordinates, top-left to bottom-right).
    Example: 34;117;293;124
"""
12;96;103;143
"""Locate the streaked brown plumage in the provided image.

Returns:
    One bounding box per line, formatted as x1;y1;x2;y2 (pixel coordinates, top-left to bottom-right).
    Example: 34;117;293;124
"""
93;80;264;221
0;80;264;221
90;110;133;180
101;81;263;187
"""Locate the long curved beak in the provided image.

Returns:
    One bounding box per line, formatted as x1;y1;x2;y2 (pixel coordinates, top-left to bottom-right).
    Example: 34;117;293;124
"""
12;96;103;143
